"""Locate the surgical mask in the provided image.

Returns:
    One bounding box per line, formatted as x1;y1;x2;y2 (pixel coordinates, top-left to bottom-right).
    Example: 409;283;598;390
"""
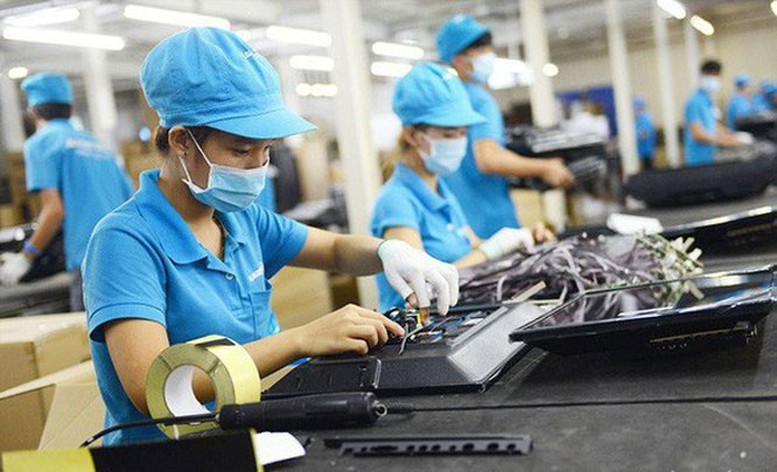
180;129;268;212
471;52;496;84
700;76;721;94
418;133;468;175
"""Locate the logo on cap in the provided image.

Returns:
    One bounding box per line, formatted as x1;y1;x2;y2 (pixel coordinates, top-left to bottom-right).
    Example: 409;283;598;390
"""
242;50;261;60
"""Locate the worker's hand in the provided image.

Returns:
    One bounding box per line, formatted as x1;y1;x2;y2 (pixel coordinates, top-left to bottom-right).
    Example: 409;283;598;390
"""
541;158;575;188
293;304;405;356
531;222;557;244
377;239;459;315
478;227;535;261
0;252;31;286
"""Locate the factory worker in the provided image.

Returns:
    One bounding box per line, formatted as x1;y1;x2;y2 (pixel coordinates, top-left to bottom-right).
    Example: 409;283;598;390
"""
372;62;554;312
683;60;745;166
634;96;657;171
752;81;777;112
435;15;574;239
726;75;754;129
0;73;133;310
83;28;459;445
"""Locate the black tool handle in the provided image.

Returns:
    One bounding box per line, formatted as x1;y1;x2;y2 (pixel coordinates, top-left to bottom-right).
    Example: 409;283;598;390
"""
219;392;384;431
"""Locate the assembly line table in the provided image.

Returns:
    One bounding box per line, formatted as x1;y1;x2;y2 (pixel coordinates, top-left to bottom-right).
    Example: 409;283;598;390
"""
277;195;777;471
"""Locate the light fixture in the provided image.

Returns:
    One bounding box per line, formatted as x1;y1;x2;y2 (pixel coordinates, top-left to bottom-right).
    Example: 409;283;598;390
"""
289;55;334;72
4;7;80;27
7;67;28;80
123;4;230;29
370;61;413;78
690;15;714;36
2;26;125;51
266;26;331;47
771;0;777;17
656;0;686;20
542;63;560;77
371;41;424;60
296;82;337;97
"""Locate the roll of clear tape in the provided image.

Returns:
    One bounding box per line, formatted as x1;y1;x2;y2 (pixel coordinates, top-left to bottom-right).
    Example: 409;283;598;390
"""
146;335;261;438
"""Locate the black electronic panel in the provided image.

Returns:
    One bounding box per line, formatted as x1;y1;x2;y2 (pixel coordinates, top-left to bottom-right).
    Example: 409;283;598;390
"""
267;303;547;397
510;268;776;355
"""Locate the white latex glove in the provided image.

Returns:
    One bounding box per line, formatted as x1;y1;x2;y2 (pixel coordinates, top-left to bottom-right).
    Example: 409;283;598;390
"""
377;239;459;315
478;228;535;261
0;252;31;286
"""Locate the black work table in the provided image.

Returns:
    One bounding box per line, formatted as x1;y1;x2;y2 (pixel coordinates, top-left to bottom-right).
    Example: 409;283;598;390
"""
276;195;777;471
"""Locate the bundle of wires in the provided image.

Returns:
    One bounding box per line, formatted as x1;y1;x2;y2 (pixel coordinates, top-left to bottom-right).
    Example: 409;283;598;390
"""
459;234;703;311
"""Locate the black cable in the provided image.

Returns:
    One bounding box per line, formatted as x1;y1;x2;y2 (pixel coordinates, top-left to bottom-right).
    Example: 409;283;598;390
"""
80;412;217;448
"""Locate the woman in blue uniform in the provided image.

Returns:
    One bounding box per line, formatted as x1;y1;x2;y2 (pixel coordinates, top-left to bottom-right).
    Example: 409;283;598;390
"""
371;62;552;311
83;28;458;445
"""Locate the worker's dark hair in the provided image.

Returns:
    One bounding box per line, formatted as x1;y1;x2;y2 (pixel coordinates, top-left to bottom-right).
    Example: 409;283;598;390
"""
461;32;493;55
154;125;216;155
31;103;72;120
700;59;722;75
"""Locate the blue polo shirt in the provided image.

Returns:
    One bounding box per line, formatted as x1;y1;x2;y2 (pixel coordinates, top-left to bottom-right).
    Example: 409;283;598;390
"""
726;93;753;129
635;111;657;160
83;169;308;445
442;81;519;239
371;163;472;311
24;119;133;270
684;89;717;166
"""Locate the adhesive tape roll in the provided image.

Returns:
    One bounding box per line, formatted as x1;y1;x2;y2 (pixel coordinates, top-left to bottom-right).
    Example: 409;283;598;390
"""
146;335;261;438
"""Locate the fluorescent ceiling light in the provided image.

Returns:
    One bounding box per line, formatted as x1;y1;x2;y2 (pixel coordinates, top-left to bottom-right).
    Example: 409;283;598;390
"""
296;82;337;97
656;0;686;20
7;67;28;79
289;55;334;72
370;61;412;78
542;63;559;77
124;4;230;29
266;26;331;47
690;15;714;36
2;26;125;50
371;41;424;60
771;0;777;17
4;7;80;27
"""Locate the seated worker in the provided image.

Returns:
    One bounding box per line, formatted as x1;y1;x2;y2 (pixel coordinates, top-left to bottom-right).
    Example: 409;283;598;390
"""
435;15;574;239
83;28;459;445
634;96;657;171
0;73;133;310
683;60;745;166
371;62;553;312
726;74;754;129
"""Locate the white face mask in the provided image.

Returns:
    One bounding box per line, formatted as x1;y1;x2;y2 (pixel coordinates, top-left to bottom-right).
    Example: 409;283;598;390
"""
418;133;468;175
700;76;721;94
471;52;496;84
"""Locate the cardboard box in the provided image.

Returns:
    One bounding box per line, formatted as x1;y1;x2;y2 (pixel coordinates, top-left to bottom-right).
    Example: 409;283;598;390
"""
271;267;333;330
0;313;90;452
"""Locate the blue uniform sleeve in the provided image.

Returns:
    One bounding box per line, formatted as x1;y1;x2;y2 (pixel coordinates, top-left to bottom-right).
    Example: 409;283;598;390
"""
468;93;504;143
24;135;62;192
255;205;308;278
685;95;704;128
84;222;167;343
370;189;421;238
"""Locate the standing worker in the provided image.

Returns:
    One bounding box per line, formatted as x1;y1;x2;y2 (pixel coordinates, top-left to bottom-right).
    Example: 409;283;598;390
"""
683;60;744;166
726;74;754;130
435;15;574;239
634;96;657;171
0;73;134;310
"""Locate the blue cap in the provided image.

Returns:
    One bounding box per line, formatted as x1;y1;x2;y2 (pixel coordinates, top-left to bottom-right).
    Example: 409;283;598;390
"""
436;15;490;64
393;62;485;127
140;27;315;139
21;73;73;107
633;96;646;111
734;74;750;88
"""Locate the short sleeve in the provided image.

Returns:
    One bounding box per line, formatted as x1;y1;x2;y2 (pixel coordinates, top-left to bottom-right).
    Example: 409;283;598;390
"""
254;205;308;278
685;96;704;127
370;189;421;238
24;136;62;192
468;93;504;143
83;222;167;342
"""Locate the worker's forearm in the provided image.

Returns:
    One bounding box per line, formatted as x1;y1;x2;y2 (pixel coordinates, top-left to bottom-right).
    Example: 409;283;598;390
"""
455;250;487;268
477;144;551;179
27;206;63;254
333;234;383;275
